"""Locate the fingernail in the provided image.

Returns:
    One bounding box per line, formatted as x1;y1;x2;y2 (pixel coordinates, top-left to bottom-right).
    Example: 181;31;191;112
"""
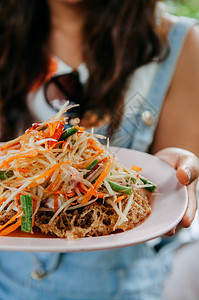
183;168;191;184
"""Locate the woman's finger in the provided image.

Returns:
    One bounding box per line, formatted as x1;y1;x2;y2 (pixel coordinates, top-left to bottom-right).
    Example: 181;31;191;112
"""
175;156;199;185
155;147;199;184
179;180;198;227
155;147;199;230
165;226;176;237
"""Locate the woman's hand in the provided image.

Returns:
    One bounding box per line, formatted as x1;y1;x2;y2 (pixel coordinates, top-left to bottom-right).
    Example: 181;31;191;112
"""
155;147;199;236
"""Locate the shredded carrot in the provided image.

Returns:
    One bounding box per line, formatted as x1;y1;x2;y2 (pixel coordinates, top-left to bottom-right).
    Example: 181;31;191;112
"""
62;140;68;149
78;183;88;194
78;183;105;198
32;215;35;227
28;182;39;188
64;191;75;198
47;172;61;191
0;211;22;231
94;191;106;199
17;168;30;173
43;121;61;140
51;121;59;135
70;201;78;206
99;157;108;164
73;150;104;169
0;219;21;236
87;139;104;152
74;125;85;132
0;141;20;153
43;124;52;139
131;165;142;172
30;162;66;183
0;197;6;205
47;121;64;146
31;203;36;227
26;121;40;133
15;194;21;207
0;132;28;152
78;186;86;194
81;157;113;204
116;195;125;203
0;149;38;169
43;189;63;195
54;194;59;212
48;141;63;150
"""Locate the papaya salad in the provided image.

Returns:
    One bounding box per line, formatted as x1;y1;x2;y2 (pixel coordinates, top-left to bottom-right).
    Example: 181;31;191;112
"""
0;102;156;239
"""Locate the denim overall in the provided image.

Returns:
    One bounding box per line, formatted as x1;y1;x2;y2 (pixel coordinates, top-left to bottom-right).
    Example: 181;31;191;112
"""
0;17;196;300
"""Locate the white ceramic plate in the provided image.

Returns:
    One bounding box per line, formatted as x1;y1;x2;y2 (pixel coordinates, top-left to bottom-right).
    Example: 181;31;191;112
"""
0;147;188;252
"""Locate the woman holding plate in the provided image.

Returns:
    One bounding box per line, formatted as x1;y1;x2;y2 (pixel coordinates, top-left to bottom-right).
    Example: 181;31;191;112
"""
0;0;198;299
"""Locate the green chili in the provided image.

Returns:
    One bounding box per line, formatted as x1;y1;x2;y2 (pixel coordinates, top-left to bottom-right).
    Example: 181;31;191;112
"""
87;159;99;170
107;180;132;195
140;178;157;193
59;127;78;141
20;195;33;233
0;170;14;180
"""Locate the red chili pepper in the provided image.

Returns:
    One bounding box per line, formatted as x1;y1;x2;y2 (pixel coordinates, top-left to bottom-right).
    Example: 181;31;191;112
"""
48;123;65;147
26;121;40;133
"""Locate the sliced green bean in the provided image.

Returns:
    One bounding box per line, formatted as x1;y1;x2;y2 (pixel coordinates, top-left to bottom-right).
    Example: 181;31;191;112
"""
59;127;78;141
107;180;132;195
20;195;33;233
87;159;99;170
140;178;157;193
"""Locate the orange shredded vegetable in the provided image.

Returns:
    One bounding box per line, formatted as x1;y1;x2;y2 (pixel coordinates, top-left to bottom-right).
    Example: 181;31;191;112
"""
116;195;125;203
79;183;106;199
43;189;63;195
64;191;76;198
31;198;37;227
0;197;6;205
30;162;67;183
0;149;38;169
94;191;106;199
15;194;21;207
81;157;113;205
0;219;21;236
73;150;104;169
47;172;61;192
74;125;85;132
17;168;30;173
54;194;59;212
131;165;142;172
70;201;78;206
87;139;104;152
0;211;22;232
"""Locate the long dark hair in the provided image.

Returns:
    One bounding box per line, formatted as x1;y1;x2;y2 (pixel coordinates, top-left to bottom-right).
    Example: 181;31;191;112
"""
0;0;166;141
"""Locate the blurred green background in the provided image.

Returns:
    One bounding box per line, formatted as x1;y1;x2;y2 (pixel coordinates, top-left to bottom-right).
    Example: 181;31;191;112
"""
165;0;199;19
